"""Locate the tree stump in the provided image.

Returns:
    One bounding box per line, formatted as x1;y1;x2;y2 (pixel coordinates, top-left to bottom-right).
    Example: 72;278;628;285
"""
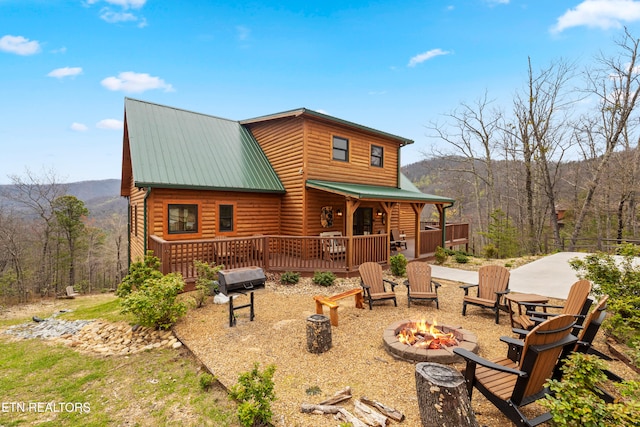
415;362;479;427
306;314;332;354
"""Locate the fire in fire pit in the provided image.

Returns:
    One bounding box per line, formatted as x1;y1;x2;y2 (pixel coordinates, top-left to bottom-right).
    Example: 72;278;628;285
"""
396;319;458;349
383;319;478;363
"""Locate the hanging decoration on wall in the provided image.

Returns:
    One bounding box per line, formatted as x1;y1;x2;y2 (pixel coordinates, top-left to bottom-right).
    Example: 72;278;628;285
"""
321;206;334;228
381;212;387;226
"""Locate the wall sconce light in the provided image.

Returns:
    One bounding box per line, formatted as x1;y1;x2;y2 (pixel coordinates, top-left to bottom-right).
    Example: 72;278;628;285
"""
376;210;382;217
336;209;343;217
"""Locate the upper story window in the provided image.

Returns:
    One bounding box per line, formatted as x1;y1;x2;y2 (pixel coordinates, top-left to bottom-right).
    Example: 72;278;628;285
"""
168;204;198;234
371;145;384;167
219;204;234;233
332;136;349;162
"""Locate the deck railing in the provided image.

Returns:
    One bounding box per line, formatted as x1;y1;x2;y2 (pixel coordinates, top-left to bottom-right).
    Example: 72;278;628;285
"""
148;224;468;281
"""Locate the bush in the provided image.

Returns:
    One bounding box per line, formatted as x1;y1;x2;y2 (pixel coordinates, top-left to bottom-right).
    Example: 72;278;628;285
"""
434;246;447;265
454;253;469;264
199;372;215;391
483;243;498;259
116;251;163;297
229;363;276;427
541;353;640;426
280;271;301;285
390;253;408;276
119;273;188;330
313;271;336;287
569;243;640;348
193;260;223;308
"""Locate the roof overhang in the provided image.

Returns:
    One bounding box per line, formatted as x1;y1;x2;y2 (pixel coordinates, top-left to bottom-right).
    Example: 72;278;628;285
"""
306;179;455;204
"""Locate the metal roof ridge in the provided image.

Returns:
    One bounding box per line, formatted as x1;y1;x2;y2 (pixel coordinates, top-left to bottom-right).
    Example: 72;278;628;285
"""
124;97;240;124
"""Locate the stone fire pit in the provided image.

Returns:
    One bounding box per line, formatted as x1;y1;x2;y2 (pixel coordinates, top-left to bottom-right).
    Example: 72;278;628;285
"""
383;319;479;363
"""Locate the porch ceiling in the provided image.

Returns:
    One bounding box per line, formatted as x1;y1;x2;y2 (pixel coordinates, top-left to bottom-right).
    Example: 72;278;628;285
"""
306;179;455;204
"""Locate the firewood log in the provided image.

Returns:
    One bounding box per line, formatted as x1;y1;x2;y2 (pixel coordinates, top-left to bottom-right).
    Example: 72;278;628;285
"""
354;399;389;426
360;396;405;422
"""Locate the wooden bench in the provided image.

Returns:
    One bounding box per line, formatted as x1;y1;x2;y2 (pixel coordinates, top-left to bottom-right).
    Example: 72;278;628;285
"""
313;288;364;326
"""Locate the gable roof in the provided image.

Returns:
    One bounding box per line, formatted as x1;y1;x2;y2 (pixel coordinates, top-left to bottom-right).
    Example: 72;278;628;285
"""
241;108;414;147
123;98;285;193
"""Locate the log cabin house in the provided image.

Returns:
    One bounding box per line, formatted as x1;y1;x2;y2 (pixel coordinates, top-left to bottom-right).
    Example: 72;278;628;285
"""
120;98;468;284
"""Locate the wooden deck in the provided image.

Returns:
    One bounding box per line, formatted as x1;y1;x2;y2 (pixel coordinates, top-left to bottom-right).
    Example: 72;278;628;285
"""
148;223;469;282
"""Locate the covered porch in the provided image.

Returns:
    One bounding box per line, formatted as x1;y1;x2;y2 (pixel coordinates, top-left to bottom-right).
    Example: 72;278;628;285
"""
148;222;469;283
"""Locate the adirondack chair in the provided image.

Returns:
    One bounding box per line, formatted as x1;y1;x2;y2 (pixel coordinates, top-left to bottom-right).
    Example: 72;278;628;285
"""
65;286;80;298
513;280;592;330
453;314;578;427
403;262;441;308
359;262;398;309
461;265;510;324
507;295;610;364
319;231;346;260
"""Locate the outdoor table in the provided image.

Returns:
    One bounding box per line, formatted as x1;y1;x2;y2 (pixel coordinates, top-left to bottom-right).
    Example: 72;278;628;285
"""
505;293;550;328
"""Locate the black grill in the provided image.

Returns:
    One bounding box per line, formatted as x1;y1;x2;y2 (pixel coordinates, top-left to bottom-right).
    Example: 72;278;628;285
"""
217;266;266;295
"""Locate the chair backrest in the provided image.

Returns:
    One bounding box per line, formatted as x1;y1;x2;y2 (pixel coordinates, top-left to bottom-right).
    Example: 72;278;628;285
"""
562;280;592;315
577;295;609;344
477;265;510;300
66;286;77;296
515;314;577;403
406;263;433;293
359;262;385;294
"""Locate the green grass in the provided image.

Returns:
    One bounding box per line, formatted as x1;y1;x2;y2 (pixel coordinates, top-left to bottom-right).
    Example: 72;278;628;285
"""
0;295;240;427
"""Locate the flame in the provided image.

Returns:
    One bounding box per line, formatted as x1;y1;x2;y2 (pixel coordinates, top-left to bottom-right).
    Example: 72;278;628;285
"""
396;319;458;349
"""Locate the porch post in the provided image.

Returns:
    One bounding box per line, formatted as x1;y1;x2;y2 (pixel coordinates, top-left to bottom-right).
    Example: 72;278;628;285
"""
411;203;425;258
437;204;446;249
345;198;360;271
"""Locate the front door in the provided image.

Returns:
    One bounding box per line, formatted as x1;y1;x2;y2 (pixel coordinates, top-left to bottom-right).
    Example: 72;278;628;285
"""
353;207;373;235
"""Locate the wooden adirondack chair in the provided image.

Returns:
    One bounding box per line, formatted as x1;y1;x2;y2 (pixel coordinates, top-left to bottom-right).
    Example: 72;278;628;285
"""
513;280;592;330
359;262;398;310
453;314;578;427
390;229;407;250
461;265;510;324
403;262;441;308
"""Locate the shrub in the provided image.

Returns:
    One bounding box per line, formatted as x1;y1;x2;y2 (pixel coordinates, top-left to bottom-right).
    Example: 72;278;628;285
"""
199;372;215;391
119;273;188;330
193;260;223;308
541;353;640;426
116;251;163;297
280;271;301;285
434;246;447;265
454;253;469;264
482;243;498;259
390;253;408;276
229;363;276;427
312;271;336;287
569;243;640;348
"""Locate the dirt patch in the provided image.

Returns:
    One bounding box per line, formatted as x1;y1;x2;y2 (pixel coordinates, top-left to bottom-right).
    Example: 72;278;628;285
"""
173;270;636;427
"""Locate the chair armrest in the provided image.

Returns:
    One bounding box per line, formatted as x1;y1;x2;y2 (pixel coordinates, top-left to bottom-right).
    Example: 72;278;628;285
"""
383;279;398;291
500;336;524;347
459;283;478;296
403;279;410;288
496;289;510;296
432;280;442;289
453;348;527;378
525;302;563;310
511;327;530;338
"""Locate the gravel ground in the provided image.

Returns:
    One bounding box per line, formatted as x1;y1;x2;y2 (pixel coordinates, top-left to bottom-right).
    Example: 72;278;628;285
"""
173;270;637;427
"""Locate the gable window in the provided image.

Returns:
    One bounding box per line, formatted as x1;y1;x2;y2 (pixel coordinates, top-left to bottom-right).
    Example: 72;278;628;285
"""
332;136;349;162
168;204;198;234
219;204;234;233
371;145;383;167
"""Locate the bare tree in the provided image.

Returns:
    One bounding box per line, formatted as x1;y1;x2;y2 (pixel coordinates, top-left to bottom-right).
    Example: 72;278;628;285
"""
569;29;640;250
427;93;503;248
3;169;67;294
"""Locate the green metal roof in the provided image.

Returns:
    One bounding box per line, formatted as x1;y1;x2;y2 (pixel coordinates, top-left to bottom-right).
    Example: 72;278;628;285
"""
306;178;455;203
124;98;285;192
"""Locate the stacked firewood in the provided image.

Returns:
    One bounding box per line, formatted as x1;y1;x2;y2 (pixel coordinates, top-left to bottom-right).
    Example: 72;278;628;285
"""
301;386;405;426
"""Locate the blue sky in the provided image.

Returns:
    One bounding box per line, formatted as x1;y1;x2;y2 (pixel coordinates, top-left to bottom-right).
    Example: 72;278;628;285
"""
2;0;640;184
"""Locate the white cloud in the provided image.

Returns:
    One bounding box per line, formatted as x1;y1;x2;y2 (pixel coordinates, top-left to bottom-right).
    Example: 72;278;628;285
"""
100;9;137;23
552;0;640;33
0;35;41;55
485;0;510;5
96;119;124;130
236;25;251;41
47;67;83;79
86;0;146;9
315;109;330;115
70;123;89;132
101;71;175;93
408;48;451;67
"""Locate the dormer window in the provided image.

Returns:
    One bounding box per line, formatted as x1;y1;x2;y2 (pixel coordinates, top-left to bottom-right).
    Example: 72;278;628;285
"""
332;136;349;162
371;145;383;167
